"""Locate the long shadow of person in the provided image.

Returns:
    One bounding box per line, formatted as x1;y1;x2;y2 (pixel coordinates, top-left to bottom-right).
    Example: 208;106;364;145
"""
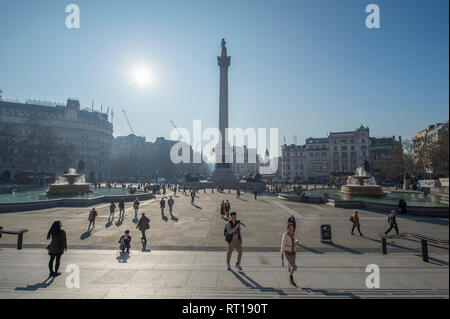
105;221;113;228
15;275;55;291
170;214;179;222
116;219;123;227
80;231;91;240
192;204;202;209
116;252;130;263
132;217;139;224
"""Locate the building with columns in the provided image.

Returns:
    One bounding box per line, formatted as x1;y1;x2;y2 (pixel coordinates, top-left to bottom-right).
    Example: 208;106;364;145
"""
281;125;401;183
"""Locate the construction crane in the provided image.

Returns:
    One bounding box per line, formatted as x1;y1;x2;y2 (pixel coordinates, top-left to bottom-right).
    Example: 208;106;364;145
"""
122;109;135;135
169;120;186;142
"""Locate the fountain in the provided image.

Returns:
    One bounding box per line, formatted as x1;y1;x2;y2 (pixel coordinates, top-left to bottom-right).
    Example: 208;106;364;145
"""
340;166;384;197
47;168;91;195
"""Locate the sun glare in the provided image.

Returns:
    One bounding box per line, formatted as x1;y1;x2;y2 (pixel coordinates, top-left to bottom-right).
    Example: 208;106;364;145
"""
131;66;152;88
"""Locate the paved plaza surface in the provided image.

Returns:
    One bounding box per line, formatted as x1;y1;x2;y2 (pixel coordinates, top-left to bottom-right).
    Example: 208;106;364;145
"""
0;190;448;298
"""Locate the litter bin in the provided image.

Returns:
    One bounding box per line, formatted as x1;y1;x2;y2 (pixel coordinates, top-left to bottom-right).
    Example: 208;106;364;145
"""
320;224;332;243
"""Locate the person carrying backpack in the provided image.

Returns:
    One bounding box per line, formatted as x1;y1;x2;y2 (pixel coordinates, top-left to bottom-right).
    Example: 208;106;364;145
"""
136;213;150;243
224;212;243;271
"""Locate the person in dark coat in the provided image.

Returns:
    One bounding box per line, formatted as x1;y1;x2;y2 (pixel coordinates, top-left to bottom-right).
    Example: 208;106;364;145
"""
118;199;125;220
136;213;150;243
46;221;67;277
119;230;132;253
287;215;296;232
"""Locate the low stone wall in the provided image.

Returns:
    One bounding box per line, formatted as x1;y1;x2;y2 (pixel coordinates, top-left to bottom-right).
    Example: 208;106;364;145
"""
0;193;155;213
179;181;266;192
329;199;448;218
279;194;325;204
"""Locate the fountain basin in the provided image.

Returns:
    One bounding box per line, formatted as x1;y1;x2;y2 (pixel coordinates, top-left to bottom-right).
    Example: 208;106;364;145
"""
340;185;384;197
47;184;91;195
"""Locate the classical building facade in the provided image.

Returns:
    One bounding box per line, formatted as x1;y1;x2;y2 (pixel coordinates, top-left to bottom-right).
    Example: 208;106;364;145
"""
281;126;402;183
413;121;449;177
0;97;113;183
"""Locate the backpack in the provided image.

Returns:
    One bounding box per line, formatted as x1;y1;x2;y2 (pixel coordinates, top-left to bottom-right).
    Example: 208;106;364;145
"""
224;222;233;243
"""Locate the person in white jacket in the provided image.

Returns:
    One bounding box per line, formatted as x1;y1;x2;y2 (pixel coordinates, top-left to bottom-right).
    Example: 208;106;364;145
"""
281;223;300;285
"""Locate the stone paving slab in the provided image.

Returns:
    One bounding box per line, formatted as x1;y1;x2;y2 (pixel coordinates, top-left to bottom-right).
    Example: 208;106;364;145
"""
0;248;447;299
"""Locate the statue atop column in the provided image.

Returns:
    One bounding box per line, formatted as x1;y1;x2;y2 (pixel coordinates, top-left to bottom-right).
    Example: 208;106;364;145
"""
221;38;227;56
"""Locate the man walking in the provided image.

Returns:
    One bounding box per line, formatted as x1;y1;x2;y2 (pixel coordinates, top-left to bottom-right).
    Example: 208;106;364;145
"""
385;209;399;235
160;197;166;216
108;201;116;222
133;197;140;219
87;208;98;231
168;196;175;215
225;200;231;218
118;199;125;220
225;212;243;271
253;189;258;200
236;188;241;199
191;190;195;204
136;213;150;243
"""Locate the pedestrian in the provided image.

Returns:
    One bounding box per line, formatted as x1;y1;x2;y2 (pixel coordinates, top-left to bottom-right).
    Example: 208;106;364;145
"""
174;187;177;196
168;196;175;215
225;200;231;218
254;189;258;200
350;211;363;236
136;213;150;243
281;223;299;286
133;198;140;219
398;199;407;215
220;200;226;217
87;208;98;231
385;209;399;235
119;230;132;253
160;197;166;216
118;199;125;220
225;212;243;271
236;188;241;199
287;215;296;232
108;201;116;222
46;221;67;277
191;191;195;204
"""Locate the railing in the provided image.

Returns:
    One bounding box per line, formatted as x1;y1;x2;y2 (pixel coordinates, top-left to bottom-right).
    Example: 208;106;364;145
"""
381;232;449;262
0;226;29;249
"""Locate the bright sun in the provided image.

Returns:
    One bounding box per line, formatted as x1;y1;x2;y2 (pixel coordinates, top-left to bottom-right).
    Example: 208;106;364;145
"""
131;66;152;88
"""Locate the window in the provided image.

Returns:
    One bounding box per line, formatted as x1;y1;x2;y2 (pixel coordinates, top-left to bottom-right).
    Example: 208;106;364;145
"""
342;152;348;158
322;152;327;157
341;146;347;151
341;140;347;144
361;145;367;150
334;146;338;151
351;139;354;144
322;166;327;172
351;145;355;150
309;152;314;157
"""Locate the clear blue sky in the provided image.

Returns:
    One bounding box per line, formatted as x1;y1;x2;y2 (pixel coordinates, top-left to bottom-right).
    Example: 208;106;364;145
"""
0;0;448;151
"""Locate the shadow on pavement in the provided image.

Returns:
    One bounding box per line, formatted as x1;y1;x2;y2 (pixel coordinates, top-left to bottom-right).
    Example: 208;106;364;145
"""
161;215;168;222
170;214;179;222
105;221;113;228
116;252;130;263
15;276;55;291
80;231;91;240
302;288;360;299
192;204;202;209
231;270;287;296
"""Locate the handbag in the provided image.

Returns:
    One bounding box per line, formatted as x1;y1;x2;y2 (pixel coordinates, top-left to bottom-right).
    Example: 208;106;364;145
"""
349;216;354;222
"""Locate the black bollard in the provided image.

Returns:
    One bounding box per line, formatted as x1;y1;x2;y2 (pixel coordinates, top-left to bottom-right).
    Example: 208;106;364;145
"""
421;239;428;262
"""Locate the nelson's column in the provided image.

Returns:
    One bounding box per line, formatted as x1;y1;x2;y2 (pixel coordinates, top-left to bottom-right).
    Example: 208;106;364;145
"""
211;38;236;183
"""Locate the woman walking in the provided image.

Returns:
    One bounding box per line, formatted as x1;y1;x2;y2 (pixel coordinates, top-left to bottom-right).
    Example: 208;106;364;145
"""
46;221;67;277
281;223;299;286
350;211;363;236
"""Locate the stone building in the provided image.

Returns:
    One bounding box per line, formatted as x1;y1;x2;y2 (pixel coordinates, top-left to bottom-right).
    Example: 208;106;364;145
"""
413;121;449;177
0;97;113;184
281;125;400;183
